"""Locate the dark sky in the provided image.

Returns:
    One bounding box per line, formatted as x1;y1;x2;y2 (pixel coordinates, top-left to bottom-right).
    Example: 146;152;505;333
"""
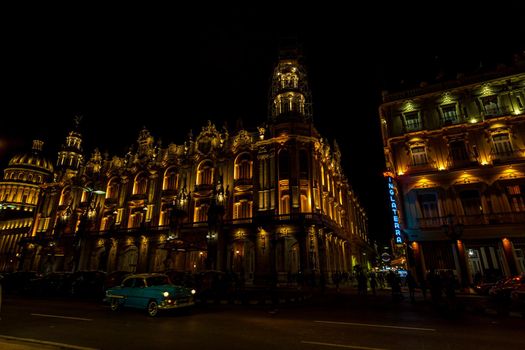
1;4;524;245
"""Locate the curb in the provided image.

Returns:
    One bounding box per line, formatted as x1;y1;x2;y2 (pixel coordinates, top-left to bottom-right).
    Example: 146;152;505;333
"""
0;335;98;350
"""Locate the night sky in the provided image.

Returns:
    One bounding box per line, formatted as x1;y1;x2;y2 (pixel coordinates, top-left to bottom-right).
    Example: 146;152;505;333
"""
1;4;524;245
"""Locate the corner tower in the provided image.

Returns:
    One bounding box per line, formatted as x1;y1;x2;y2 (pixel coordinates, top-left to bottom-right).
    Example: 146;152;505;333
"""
57;117;84;178
269;47;313;123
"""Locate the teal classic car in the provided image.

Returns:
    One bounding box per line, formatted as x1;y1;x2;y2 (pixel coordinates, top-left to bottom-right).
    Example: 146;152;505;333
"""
105;273;195;316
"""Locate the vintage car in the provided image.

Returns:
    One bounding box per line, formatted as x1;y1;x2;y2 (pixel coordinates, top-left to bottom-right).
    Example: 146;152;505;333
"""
105;273;195;316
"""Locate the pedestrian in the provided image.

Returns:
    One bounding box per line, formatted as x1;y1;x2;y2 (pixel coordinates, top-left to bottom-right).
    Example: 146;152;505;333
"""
358;271;367;295
420;276;428;300
406;271;417;303
369;272;377;296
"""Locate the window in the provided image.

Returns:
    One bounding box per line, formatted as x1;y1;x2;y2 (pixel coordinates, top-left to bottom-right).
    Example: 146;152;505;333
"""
197;160;214;185
411;146;428;166
133;174;148;195
194;202;209;222
163;168;178;190
418;193;439;218
449;140;470;163
517;96;524;109
441;104;458;124
122;278;134;288
403;112;421;131
460;190;482;216
506;185;525;212
492;133;513;155
106;179;119;200
280;195;290;215
59;187;71;206
234;154;252;180
299;150;308;178
481;95;499;116
233;199;252;219
279;150;290;179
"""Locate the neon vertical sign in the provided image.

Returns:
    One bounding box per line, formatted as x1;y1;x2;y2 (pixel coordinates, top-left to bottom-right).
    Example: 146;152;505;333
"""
387;176;403;244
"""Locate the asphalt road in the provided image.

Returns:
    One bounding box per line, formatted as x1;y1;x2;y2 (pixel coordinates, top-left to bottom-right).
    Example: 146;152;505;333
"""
1;294;524;350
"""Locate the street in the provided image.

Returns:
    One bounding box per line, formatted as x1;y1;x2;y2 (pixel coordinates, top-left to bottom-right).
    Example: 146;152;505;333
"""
1;292;524;350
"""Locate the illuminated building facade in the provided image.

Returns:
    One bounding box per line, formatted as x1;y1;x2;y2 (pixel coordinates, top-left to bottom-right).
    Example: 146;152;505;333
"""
380;61;525;285
2;53;372;284
0;140;54;270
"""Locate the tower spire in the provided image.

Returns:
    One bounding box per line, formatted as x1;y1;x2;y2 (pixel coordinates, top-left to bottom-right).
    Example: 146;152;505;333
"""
56;117;84;177
268;41;312;123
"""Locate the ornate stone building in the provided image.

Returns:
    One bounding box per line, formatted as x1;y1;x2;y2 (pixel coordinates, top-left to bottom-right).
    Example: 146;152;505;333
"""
2;53;372;285
380;59;525;285
0;140;54;271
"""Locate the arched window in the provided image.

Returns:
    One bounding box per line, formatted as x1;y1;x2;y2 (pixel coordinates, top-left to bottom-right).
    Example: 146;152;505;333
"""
106;178;120;200
163;167;178;190
133;173;148;195
280;194;290;215
234;153;252;180
59;187;71;206
233;197;252;220
194;202;209;222
279;150;290;180
197;160;214;185
300;193;309;213
299;149;308;179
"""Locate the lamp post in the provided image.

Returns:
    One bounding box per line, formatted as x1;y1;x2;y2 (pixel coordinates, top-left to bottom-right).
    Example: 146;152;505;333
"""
441;214;468;288
206;175;226;270
72;186;105;273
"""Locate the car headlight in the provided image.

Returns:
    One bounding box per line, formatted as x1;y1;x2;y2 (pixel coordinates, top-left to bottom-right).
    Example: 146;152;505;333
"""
191;289;196;295
163;291;169;297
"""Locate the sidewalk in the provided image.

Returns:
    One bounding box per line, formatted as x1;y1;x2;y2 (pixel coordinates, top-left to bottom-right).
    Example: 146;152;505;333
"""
0;335;97;350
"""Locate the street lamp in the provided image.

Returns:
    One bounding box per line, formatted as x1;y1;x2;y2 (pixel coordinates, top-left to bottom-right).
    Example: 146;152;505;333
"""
206;175;227;270
72;186;105;273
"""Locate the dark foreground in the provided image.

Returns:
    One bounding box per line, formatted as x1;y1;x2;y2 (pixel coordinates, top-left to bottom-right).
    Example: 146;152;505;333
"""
1;289;524;350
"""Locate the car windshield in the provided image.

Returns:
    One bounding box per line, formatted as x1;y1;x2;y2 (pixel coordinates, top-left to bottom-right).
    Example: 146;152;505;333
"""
146;276;170;286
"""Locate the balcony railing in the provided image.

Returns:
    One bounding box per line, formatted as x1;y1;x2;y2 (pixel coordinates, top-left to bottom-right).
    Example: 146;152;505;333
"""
194;184;213;192
446;155;478;170
418;212;525;228
233;178;253;188
482;105;513;119
490;149;525;163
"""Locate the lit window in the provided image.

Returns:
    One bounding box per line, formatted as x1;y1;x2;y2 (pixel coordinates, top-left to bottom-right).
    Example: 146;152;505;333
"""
480;95;500;116
492;133;513;155
506;185;525;212
403;111;421;131
440;104;458;124
411;146;428;166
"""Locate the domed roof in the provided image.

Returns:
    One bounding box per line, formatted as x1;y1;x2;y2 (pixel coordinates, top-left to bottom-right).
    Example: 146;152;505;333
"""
8;140;54;174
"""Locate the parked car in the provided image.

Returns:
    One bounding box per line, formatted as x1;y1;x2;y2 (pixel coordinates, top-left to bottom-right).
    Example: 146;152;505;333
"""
105;273;195;316
70;271;107;298
510;277;525;304
489;275;524;299
29;272;75;296
104;271;131;290
0;271;40;295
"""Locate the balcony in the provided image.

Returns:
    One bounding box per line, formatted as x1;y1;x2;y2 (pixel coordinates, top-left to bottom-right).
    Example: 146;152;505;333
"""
446;155;478;170
234;178;253;188
194;183;213;192
418;212;525;228
490;149;525;164
482;105;512;119
406;160;436;174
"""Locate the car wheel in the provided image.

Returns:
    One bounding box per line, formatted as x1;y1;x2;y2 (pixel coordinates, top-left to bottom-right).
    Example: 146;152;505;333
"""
110;299;121;312
147;300;159;317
